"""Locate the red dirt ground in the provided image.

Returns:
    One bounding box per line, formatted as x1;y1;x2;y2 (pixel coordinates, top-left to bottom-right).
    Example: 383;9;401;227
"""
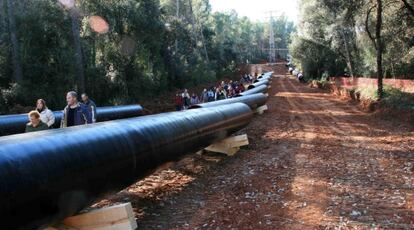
94;64;414;229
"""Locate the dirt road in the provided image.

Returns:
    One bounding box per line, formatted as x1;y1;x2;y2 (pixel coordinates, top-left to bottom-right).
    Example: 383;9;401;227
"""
96;64;414;229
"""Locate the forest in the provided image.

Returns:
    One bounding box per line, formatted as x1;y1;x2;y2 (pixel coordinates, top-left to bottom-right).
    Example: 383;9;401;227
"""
290;0;414;98
0;0;294;114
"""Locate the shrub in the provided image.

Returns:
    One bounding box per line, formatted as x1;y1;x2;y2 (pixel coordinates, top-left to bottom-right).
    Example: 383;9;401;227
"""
382;86;414;110
356;86;379;101
355;85;414;110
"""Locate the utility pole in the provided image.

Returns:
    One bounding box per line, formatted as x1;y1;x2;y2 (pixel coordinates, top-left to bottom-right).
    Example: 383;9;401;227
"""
265;11;278;64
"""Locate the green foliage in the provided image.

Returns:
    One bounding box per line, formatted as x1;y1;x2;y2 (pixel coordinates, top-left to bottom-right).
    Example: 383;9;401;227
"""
356;85;414;110
0;0;294;114
291;0;414;80
382;86;414;110
356;86;379;101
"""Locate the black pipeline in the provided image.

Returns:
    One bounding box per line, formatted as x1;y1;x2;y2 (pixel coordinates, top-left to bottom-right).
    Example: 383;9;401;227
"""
0;105;143;136
238;84;268;96
189;93;267;110
248;79;270;90
0;103;253;229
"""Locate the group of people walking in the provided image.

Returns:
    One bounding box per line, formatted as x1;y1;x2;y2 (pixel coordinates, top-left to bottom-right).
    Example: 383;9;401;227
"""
174;73;259;111
25;74;261;132
25;91;97;133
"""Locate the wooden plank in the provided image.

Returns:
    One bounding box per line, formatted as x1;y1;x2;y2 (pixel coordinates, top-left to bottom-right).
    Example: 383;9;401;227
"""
59;203;137;230
205;134;249;156
205;145;240;156
256;105;268;115
223;134;249;148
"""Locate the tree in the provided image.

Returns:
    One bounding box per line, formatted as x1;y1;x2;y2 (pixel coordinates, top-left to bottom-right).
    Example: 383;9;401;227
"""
401;0;414;17
292;0;413;86
6;0;23;83
365;0;384;99
69;8;85;93
0;0;294;113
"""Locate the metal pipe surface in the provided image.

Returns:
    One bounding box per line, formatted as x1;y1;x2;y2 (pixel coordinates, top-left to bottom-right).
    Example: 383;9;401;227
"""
257;75;272;81
0;103;253;229
248;79;270;90
258;74;272;80
0;105;144;136
189;93;267;110
237;85;268;96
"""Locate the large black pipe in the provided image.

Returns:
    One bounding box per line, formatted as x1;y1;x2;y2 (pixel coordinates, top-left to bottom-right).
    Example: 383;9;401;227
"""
258;75;272;81
189;93;267;110
0;105;144;136
0;103;253;229
258;73;272;80
237;84;268;97
248;79;270;90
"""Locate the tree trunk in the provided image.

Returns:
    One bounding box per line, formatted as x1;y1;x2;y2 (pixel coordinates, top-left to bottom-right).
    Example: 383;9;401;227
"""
0;0;5;43
70;10;85;93
199;25;210;63
339;28;355;78
6;0;23;83
187;0;199;51
175;0;179;55
187;0;209;64
376;0;383;100
401;0;414;17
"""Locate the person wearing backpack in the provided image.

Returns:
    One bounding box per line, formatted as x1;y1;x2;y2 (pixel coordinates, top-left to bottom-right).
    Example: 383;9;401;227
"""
61;91;92;128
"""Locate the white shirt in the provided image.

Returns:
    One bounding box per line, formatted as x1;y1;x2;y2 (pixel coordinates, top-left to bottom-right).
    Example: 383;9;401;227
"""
39;108;55;127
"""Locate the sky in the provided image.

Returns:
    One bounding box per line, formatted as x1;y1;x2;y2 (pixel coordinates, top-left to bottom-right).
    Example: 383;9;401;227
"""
209;0;299;23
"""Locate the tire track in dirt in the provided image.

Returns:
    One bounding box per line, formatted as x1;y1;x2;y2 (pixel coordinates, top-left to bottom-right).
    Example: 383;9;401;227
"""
282;74;414;228
276;75;333;228
94;64;414;230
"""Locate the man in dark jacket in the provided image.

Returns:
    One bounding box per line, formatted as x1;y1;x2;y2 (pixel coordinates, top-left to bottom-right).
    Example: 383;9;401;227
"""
81;93;97;123
61;91;92;128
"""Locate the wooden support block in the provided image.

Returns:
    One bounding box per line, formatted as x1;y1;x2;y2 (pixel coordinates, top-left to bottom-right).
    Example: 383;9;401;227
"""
256;105;268;115
195;149;204;155
205;134;249;156
51;203;137;230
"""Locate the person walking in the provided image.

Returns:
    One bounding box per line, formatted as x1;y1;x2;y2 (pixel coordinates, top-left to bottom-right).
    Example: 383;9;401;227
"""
227;85;235;98
25;110;49;133
61;91;92;128
81;93;97;123
36;99;55;128
174;92;183;111
190;93;200;105
182;89;191;109
207;88;214;102
215;88;227;101
200;89;209;103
